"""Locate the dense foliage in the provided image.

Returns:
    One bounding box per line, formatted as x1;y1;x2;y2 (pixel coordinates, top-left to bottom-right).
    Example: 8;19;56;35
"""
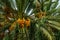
0;0;60;40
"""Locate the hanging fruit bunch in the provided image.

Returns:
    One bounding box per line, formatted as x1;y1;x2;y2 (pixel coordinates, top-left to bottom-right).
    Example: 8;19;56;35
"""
9;18;30;31
35;11;46;19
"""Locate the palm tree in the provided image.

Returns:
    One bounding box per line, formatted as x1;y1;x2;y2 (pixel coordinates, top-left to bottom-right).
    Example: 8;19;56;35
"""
0;0;60;40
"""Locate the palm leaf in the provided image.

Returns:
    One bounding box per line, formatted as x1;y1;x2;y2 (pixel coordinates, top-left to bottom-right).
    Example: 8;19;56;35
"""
40;27;53;40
